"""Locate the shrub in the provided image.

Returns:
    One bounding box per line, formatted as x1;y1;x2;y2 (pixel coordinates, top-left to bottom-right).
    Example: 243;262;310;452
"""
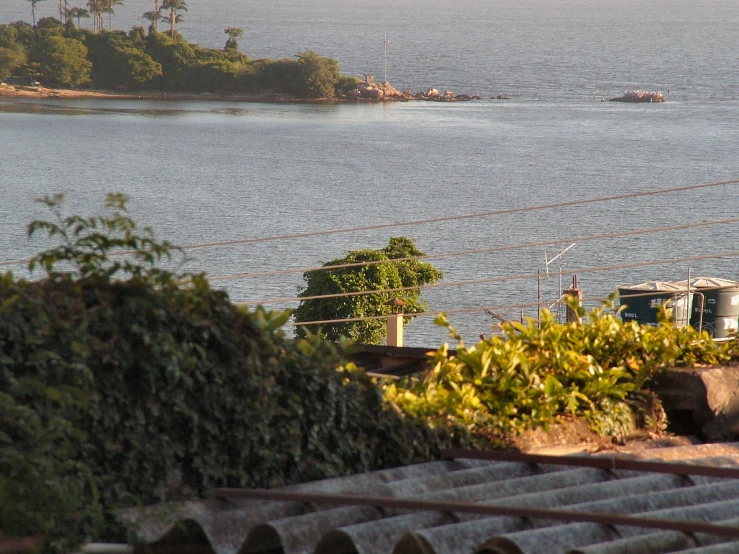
384;302;736;445
0;194;466;550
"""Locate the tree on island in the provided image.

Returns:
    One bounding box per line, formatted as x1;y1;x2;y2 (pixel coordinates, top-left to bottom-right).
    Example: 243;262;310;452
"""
224;26;243;51
67;6;90;27
142;9;162;32
102;0;123;31
0;25;27;78
292;50;341;98
57;0;69;24
161;0;186;37
29;34;91;85
293;237;443;344
25;0;46;27
86;0;103;32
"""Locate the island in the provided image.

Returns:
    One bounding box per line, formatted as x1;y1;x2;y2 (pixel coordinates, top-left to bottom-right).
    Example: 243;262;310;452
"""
0;17;480;103
609;90;666;103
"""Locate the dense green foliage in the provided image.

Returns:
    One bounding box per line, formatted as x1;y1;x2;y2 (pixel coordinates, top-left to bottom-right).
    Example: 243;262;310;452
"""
0;16;352;96
294;237;443;344
0;195;466;551
29;33;92;86
385;304;739;445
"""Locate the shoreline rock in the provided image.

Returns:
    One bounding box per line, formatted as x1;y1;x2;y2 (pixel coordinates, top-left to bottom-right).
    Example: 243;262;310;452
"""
338;80;481;102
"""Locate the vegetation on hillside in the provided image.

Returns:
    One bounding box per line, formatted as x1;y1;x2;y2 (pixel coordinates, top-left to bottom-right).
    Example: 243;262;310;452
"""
0;12;359;96
0;195;466;551
294;237;443;344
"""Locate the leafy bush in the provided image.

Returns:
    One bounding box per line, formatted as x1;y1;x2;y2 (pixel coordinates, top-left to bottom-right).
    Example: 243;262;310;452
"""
384;303;736;445
0;194;466;550
0;392;104;551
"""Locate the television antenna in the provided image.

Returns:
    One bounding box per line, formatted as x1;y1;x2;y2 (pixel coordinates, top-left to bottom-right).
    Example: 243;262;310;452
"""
544;243;576;322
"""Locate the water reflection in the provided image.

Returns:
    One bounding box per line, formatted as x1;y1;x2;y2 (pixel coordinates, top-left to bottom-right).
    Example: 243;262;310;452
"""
0;97;353;119
0;98;260;118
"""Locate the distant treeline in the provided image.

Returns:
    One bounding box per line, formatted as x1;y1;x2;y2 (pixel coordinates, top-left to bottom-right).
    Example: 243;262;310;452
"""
0;17;360;97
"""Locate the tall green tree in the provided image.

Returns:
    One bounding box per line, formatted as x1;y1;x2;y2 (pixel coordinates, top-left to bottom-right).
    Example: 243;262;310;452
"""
0;24;27;79
86;0;103;32
102;0;122;30
0;43;27;79
224;26;243;51
294;237;443;344
145;0;161;31
161;0;186;37
29;34;91;86
293;50;340;98
142;9;162;32
68;6;90;27
26;0;46;27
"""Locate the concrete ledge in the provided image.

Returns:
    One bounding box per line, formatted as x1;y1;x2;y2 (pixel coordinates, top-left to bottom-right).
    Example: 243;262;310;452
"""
653;364;739;440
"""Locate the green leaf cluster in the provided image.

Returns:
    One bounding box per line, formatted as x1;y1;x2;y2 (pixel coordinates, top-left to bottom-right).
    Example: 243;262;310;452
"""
385;300;737;445
0;195;466;550
294;237;443;344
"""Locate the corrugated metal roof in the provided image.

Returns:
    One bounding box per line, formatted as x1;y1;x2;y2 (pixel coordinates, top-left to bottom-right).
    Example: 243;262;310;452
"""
121;442;739;554
672;278;739;290
617;281;686;292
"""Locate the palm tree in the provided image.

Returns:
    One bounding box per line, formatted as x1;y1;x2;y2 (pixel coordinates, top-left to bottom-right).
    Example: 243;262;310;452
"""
87;0;102;32
58;0;71;23
68;6;90;27
142;10;162;32
26;0;46;27
160;0;186;37
103;0;122;30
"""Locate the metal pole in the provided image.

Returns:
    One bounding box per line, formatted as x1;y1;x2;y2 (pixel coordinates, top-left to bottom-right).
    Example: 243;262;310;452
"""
687;266;692;328
383;32;389;84
537;270;541;327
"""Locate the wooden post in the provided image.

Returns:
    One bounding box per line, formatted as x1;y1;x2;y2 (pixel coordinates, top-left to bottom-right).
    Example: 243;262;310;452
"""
563;275;583;324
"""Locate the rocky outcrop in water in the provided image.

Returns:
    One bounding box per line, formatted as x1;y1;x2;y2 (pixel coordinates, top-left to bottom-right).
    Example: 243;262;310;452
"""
609;90;666;103
339;80;481;102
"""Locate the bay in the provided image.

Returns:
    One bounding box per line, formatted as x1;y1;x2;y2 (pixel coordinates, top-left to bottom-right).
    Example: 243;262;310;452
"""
1;0;738;346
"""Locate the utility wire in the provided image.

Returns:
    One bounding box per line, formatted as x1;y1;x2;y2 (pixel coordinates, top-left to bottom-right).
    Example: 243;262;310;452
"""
2;178;737;268
285;283;739;329
236;249;739;306
208;216;739;282
284;299;552;327
177;178;739;249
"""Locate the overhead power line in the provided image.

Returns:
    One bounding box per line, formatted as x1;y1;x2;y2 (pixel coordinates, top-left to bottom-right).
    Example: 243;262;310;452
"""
207;216;739;282
285;284;739;329
285;282;739;329
236;249;739;306
178;178;739;249
173;178;739;252
1;178;737;269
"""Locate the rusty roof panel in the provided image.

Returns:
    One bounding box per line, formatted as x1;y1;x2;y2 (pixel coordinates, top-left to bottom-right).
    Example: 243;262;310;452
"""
122;442;739;554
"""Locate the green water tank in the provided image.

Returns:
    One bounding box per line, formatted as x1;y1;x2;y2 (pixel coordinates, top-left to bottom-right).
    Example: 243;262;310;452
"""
618;281;693;327
672;277;739;334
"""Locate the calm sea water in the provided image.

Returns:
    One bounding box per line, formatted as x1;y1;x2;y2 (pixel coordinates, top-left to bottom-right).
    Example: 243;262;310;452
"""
1;0;738;345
